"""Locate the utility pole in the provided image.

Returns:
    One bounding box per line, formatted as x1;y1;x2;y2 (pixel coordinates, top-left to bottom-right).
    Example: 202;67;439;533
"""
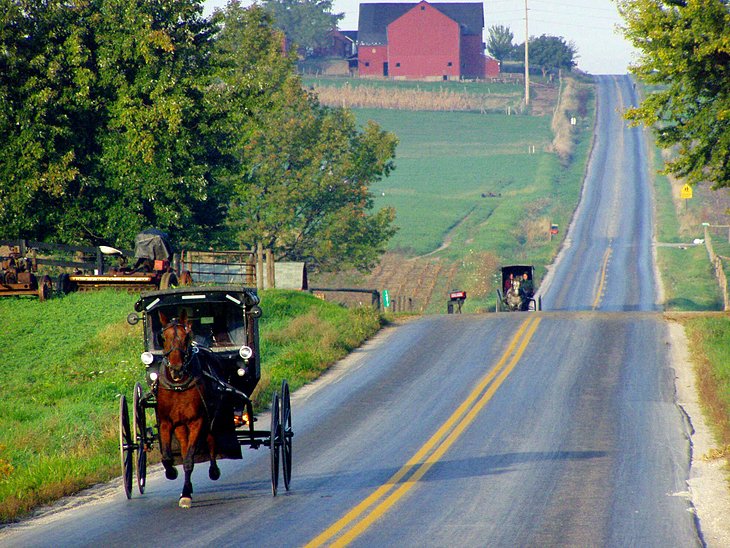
524;0;530;106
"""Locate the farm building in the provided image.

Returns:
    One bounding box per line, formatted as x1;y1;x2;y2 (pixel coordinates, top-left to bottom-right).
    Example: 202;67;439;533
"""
357;1;500;80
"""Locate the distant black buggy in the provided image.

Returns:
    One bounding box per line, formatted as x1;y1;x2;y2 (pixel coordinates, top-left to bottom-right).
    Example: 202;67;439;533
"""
496;265;541;312
120;286;292;507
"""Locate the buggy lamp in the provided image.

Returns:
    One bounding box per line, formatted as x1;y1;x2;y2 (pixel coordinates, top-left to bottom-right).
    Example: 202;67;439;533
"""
237;368;246;377
239;345;253;360
149;371;158;381
141;351;155;365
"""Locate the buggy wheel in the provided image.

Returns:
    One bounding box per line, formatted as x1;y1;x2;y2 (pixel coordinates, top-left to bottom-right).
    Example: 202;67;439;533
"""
132;383;147;495
280;380;292;491
270;391;280;496
38;275;52;301
119;395;133;499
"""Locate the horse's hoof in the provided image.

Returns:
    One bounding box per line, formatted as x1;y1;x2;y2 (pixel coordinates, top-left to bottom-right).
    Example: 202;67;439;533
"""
209;466;221;481
165;467;178;480
179;496;192;509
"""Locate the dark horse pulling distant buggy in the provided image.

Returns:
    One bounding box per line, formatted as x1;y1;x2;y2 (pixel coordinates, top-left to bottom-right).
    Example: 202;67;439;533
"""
120;286;292;507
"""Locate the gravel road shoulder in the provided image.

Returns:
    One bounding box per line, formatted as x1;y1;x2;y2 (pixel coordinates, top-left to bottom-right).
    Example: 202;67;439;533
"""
670;321;730;548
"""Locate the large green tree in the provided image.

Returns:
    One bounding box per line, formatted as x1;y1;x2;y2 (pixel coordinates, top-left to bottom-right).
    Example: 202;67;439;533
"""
617;0;730;190
513;34;577;77
261;0;343;56
486;25;514;63
0;0;216;247
211;3;398;272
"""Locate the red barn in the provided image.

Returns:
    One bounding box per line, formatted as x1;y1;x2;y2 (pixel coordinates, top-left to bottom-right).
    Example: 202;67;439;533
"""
357;1;499;80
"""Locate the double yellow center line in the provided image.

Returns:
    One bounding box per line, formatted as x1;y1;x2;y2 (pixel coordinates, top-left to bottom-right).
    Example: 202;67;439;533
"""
306;316;542;547
592;241;613;310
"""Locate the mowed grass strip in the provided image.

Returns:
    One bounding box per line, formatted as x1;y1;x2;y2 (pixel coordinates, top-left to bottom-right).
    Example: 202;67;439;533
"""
681;316;730;459
0;289;382;523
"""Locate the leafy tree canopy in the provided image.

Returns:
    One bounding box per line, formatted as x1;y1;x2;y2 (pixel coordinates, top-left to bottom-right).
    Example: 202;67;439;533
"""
0;0;215;247
261;0;343;57
513;34;578;77
486;25;514;63
617;0;730;190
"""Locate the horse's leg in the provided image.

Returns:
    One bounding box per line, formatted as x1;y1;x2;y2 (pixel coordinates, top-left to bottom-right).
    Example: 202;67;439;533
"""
158;419;178;480
207;431;220;481
175;424;195;508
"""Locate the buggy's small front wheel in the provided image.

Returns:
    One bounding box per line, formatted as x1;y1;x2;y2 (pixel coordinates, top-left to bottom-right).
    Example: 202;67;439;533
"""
270;391;280;496
119;395;133;499
132;382;147;494
280;380;292;491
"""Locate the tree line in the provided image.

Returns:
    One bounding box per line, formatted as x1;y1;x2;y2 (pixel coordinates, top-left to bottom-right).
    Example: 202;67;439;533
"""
0;0;397;272
486;25;578;78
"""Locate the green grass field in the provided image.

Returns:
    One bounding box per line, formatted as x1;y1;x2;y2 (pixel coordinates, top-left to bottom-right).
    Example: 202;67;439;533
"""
357;109;555;255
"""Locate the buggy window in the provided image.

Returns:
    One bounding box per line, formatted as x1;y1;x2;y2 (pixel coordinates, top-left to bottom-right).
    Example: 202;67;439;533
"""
147;301;247;352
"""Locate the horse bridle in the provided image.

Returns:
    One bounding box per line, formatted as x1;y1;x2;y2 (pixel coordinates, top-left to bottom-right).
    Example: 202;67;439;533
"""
159;319;196;388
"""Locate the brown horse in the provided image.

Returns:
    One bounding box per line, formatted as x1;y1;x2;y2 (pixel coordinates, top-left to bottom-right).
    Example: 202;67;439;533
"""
157;309;220;508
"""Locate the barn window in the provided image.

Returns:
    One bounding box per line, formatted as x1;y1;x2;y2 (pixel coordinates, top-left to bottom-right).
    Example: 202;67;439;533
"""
420;5;425;9
364;62;370;67
395;62;401;67
447;61;453;67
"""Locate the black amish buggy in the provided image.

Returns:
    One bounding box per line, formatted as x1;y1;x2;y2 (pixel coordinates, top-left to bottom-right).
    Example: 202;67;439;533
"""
119;286;292;506
496;265;541;312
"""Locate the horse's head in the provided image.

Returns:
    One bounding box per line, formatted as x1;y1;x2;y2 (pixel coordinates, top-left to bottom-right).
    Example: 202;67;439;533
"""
158;309;193;382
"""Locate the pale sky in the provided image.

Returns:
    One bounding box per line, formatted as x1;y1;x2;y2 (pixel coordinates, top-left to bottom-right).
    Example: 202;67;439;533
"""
204;0;637;75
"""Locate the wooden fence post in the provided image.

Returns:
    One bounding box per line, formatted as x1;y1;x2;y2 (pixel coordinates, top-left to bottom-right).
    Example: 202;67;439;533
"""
266;249;275;289
256;245;264;291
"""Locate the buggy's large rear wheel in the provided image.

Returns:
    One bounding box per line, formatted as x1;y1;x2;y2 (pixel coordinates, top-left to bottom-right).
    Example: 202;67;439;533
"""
270;391;280;496
132;382;147;495
280;380;292;491
119;395;133;499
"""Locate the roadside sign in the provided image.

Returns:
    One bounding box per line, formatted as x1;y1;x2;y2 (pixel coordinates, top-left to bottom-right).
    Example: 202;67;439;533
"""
680;184;693;199
382;289;390;308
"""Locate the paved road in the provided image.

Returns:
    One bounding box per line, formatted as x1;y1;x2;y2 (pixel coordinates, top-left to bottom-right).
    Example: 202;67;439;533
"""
0;76;702;546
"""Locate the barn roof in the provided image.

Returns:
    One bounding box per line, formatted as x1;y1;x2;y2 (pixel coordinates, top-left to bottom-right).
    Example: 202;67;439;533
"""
358;2;485;45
